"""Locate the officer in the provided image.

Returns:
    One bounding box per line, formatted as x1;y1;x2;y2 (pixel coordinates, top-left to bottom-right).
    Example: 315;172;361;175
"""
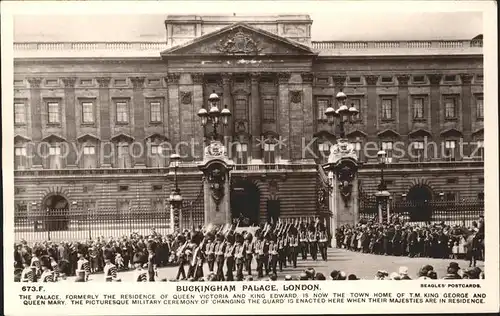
243;232;254;276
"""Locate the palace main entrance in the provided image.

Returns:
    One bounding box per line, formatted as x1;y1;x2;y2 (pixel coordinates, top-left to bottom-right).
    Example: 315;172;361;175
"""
406;185;433;222
42;194;70;231
230;180;260;226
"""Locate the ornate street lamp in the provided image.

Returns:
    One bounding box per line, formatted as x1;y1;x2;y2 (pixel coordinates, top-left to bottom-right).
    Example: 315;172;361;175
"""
169;153;183;232
197;90;231;141
375;150;390;224
324;90;359;138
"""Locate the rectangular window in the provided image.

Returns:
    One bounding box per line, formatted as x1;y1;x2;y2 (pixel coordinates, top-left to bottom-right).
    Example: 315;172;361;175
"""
316;78;329;85
81;101;94;124
47;102;60;124
235;143;248;165
46;79;58;86
412;141;425;162
14;103;26;125
349;77;361;84
234;99;247;120
445;192;456;201
14;79;24;86
116;101;129;123
413;75;425;83
381;99;393;120
118;201;129;219
83;146;97;169
478;192;484;200
49;145;62;169
14;146;27;170
444;97;456;119
318;143;330;161
353;142;363;161
117;144;131;168
381;141;393;158
15;203;28;223
262;99;275;122
150;101;162;123
148;79;160;85
381;76;393;83
119;185;129;192
317;98;330;121
150;144;165;168
446;178;458;184
444;140;456;161
444;75;456;82
476;75;483;82
412;97;424;119
80;79;92;85
115;79;127;86
350;98;361;121
152;185;163;192
476;96;483;119
263;143;276;164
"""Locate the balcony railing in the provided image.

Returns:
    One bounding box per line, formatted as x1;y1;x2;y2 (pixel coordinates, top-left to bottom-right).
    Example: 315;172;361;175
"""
12;39;482;58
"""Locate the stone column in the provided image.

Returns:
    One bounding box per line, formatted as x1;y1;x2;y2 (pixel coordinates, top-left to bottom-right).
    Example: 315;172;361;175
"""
460;73;474;156
62;77;77;167
428;74;442;140
250;72;261;159
166;73;181;148
222;73;233;138
277;72;291;161
302;72;314;160
27;78;43;168
192;73;205;160
397;74;410;159
131;77;146;166
365;75;379;142
97;77;112;167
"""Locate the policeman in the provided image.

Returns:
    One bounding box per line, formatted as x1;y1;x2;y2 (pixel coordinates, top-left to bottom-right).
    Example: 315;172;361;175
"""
224;234;236;281
243;232;254;276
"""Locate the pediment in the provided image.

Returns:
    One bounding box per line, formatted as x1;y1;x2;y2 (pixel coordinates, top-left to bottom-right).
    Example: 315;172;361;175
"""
145;133;169;142
110;133;134;143
440;128;463;138
408;128;432;138
313;130;336;141
42;134;67;143
346;130;368;139
77;133;100;142
161;23;316;57
377;129;400;138
14;134;31;143
472;128;484;138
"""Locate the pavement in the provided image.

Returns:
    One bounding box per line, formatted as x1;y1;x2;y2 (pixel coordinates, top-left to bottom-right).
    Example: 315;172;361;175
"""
62;248;485;282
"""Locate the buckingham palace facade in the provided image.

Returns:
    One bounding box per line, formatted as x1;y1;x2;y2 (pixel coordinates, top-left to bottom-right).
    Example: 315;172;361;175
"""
13;15;484;227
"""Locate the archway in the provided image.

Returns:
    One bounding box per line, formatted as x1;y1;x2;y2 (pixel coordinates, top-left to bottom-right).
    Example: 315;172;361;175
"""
406;185;433;222
230;180;260;226
42;194;70;231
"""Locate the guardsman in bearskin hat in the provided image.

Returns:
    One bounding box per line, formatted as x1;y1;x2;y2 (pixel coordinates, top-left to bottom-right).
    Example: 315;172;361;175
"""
214;233;226;281
204;233;216;273
175;234;188;280
39;256;54;282
30;248;41;281
243;232;254;276
318;226;329;261
224;233;236;281
277;233;287;272
308;226;319;261
146;238;158;282
234;233;246;281
268;234;279;275
76;251;90;281
288;228;299;268
133;253;148;282
191;233;205;281
103;249;120;282
253;230;268;278
20;260;34;282
299;227;309;260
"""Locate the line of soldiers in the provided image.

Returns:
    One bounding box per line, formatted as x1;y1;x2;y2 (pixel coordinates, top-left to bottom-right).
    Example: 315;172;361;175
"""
173;218;330;281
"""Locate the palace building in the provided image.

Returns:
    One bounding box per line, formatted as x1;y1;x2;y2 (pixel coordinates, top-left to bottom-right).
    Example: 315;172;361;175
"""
13;15;484;234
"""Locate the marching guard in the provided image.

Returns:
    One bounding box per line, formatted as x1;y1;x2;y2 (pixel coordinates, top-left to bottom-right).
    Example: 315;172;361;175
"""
299;227;309;260
191;233;205;281
234;234;246;281
214;233;226;281
175;235;188;280
269;234;279;275
205;234;216;273
318;227;329;261
243;233;254;276
308;227;318;261
254;230;269;278
133;253;148;282
224;234;236;281
39;256;55;282
103;250;120;282
288;229;299;268
277;233;287;272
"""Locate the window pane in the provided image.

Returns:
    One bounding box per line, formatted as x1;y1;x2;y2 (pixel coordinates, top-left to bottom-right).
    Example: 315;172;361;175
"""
382;142;393;150
382;99;392;119
82;102;94;123
263;99;275;121
317;99;329;120
235;99;247;120
445;98;456;118
116;102;128;123
150;102;161;122
151;145;158;154
14;103;26;124
84;146;95;155
476;97;483;118
413;98;424;119
354;142;362;151
48;102;59;123
264;143;275;151
15;147;27;156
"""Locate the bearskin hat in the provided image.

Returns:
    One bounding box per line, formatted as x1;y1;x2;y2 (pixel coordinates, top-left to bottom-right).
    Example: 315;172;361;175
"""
133;252;147;264
205;232;215;241
103;249;114;261
40;255;51;269
245;232;253;242
254;228;262;239
177;234;186;243
216;233;224;241
271;234;277;242
235;233;244;244
226;233;235;244
146;240;157;253
191;232;203;246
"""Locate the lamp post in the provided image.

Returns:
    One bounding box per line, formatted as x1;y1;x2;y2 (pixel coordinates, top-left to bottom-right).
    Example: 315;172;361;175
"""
169;153;183;233
375;150;390;224
324;90;359;138
197;90;231;141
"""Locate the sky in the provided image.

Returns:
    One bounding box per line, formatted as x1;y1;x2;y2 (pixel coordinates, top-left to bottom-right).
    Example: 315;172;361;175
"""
12;1;483;42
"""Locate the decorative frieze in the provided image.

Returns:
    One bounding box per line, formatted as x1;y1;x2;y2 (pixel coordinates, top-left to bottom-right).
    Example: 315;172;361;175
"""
166;73;181;84
192;73;204;85
62;77;77;88
396;74;411;86
332;75;347;86
365;75;379;86
460;73;474;84
27;77;42;88
277;72;291;84
301;72;314;84
428;74;443;85
131;77;145;88
96;77;111;88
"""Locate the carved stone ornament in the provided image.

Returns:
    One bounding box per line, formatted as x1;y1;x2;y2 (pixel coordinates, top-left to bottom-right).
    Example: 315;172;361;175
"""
318;187;329;210
332;75;347;87
328;138;358;164
365;75;379;86
181;91;192;104
204;141;227;159
337;163;356;207
166;73;181;84
301;73;314;84
131;77;145;89
96;77;111;88
62;77;77;88
192;73;204;85
396;74;411;86
428;74;442;85
290;91;302;104
277;72;291;84
460;73;474;84
207;166;226;207
28;77;42;88
216;29;263;54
